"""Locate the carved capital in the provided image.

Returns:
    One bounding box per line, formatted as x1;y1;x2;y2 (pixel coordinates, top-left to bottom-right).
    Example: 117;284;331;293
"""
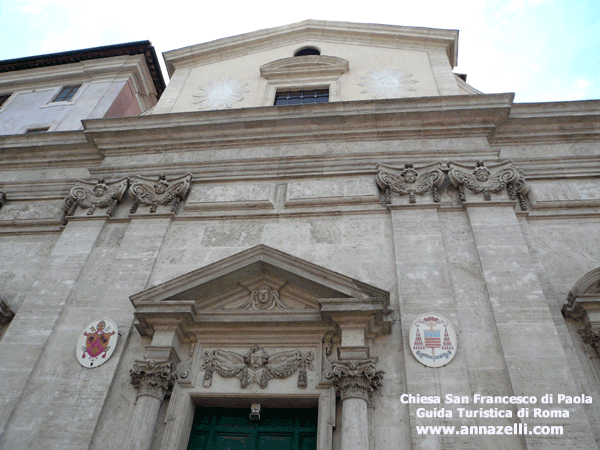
65;177;129;217
130;359;176;401
376;162;444;204
448;160;528;209
331;359;383;402
579;327;600;348
129;173;192;214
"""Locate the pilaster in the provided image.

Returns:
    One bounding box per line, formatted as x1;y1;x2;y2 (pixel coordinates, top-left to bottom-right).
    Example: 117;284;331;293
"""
466;204;597;449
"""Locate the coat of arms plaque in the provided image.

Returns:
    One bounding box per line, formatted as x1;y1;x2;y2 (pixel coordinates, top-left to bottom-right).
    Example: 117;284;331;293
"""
76;318;118;368
409;313;457;368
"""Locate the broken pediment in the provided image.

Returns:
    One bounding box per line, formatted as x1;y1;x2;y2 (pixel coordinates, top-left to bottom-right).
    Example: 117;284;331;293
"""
260;55;349;80
131;245;391;341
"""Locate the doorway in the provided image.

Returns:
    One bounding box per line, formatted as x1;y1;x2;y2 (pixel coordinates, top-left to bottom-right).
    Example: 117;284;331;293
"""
187;407;318;450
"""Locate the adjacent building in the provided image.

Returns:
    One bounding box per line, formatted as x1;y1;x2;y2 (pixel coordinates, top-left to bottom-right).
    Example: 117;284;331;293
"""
0;20;599;450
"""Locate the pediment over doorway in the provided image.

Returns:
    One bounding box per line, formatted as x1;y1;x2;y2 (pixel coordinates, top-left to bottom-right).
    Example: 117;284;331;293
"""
131;245;391;341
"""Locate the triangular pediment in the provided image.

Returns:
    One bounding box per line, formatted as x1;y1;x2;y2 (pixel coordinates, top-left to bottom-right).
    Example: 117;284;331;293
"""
131;245;390;339
163;20;458;75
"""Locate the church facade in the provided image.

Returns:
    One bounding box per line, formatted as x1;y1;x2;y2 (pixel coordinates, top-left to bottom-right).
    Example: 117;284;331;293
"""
0;20;599;450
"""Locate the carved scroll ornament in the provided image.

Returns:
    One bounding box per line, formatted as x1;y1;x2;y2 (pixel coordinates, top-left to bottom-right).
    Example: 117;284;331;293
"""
65;178;129;217
129;173;192;214
201;345;314;389
130;359;177;400
448;160;529;209
376;162;444;204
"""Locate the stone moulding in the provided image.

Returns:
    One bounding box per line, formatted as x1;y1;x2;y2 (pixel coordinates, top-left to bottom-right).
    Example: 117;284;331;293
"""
201;345;314;389
376;162;444;204
65;177;129;217
448;160;529;209
129;173;192;214
130;359;177;400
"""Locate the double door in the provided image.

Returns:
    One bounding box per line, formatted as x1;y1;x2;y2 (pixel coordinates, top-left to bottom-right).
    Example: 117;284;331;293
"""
188;407;317;450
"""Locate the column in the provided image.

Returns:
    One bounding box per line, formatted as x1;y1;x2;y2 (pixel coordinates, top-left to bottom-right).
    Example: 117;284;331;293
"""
125;360;176;450
332;359;382;450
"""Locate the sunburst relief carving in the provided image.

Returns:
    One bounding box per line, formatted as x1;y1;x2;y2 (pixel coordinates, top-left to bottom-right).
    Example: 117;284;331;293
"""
193;78;248;110
360;68;417;99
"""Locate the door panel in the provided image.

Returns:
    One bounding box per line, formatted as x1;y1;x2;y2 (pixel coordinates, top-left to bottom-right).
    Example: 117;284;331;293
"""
188;407;317;450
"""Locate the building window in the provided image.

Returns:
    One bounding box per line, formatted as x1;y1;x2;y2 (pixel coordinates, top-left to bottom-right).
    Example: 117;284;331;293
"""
0;93;12;108
25;127;49;133
294;47;320;57
274;89;329;106
52;85;81;102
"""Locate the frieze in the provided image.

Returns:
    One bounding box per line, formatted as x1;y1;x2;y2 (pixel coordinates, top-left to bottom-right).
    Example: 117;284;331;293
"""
65;177;129;217
330;359;383;402
376;162;444;204
448;160;529;209
129;173;192;214
201;345;314;389
130;359;176;400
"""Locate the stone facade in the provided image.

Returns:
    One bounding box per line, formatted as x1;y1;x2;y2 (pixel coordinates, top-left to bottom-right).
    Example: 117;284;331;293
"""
0;20;599;450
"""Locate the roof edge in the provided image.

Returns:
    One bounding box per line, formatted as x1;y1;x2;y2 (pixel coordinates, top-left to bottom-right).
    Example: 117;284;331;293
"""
0;41;166;97
163;20;459;76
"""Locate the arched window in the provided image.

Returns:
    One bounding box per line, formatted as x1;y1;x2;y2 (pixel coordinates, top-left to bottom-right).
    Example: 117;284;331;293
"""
294;46;320;57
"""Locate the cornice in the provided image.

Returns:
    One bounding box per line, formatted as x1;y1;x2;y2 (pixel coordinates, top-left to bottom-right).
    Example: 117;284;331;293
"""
490;99;600;146
82;94;514;155
0;131;101;169
163;20;459;76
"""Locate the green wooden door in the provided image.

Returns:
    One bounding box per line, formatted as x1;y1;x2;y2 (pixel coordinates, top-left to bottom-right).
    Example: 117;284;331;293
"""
188;407;317;450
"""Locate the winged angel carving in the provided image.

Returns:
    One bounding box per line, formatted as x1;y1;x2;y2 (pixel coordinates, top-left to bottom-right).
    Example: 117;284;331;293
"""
201;345;314;389
65;178;129;217
129;173;192;214
376;162;444;204
448;160;529;208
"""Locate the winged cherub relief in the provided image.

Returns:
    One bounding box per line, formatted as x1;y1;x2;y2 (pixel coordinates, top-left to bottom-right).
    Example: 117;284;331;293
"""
65;177;129;217
376;162;445;204
129;173;192;214
201;345;314;389
240;284;290;310
448;160;528;207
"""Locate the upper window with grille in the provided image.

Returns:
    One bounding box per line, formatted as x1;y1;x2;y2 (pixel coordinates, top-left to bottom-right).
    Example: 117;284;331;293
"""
274;89;329;106
52;85;81;102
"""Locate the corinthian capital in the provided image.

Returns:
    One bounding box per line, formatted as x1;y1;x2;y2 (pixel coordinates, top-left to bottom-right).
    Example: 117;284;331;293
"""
331;359;383;402
130;359;176;400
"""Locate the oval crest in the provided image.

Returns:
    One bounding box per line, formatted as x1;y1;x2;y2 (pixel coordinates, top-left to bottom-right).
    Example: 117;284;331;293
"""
76;318;118;368
409;313;457;368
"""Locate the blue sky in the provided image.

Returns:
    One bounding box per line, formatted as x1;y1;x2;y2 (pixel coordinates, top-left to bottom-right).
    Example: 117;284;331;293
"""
1;0;598;103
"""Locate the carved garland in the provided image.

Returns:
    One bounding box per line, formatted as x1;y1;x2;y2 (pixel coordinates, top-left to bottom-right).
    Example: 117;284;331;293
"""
129;173;192;214
130;359;177;400
65;178;129;217
377;160;530;210
376;162;444;204
201;345;314;389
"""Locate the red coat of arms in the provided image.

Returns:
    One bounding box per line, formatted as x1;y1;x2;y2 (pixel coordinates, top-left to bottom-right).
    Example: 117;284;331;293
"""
77;319;118;368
